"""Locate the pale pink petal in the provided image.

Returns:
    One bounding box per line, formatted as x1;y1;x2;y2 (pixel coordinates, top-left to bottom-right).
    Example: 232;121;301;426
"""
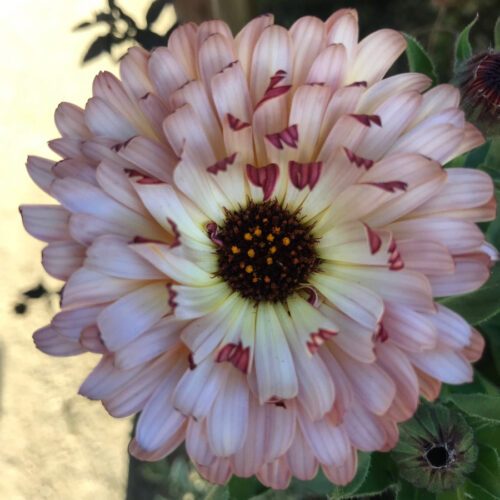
415;367;441;402
327;11;358;64
129;422;186;461
407;349;473;384
79;325;108;354
333;344;396;416
42;241;86;280
186;420;215;466
172;358;226;420
298;405;350;466
33;326;85;357
255;302;298;404
322;446;357;486
376;342;419;422
85;96;137;140
428;256;489;297
463;328;485;362
397;239;455;276
349;29;406;85
61;267;146;308
235;14;274;76
26;156;55;194
207;369;249;456
167;23;198;78
198;32;235;92
342;401;386;451
257;456;292;490
306;43;347;90
119;46;154;100
289;16;326;85
79;355;142;400
53;158;98;186
114;315;184;369
424;304;472;349
55;102;92;139
135;355;187;450
52;304;104;340
98;282;170;350
197;457;232;485
19;205;71;242
383;302;438;352
285;425;319;481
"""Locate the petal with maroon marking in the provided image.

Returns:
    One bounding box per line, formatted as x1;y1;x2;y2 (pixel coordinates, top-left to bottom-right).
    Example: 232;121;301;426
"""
397;239;455;276
211;61;252;125
250;26;292;105
246;163;279;202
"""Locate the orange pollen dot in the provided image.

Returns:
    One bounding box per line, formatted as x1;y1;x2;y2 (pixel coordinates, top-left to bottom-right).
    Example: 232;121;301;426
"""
253;227;262;236
270;246;277;254
231;246;240;254
264;276;271;283
245;265;254;273
266;234;274;242
252;277;258;283
244;232;252;241
282;237;291;246
273;226;281;234
266;257;273;265
247;249;255;258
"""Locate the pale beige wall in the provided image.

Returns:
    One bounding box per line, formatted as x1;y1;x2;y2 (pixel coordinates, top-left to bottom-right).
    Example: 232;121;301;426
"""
0;1;170;498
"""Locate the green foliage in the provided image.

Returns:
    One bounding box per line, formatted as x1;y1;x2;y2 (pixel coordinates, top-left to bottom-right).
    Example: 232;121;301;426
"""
439;266;500;326
454;14;479;71
403;33;437;85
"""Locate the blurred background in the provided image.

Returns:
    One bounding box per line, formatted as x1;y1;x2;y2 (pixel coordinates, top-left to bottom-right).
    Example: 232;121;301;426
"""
1;0;498;499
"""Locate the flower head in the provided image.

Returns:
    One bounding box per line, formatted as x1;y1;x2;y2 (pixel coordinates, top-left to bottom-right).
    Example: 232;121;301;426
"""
392;402;478;492
458;50;500;135
21;9;497;489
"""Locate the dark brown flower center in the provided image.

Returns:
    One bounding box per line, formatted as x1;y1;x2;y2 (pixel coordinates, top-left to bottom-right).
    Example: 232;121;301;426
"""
214;200;320;302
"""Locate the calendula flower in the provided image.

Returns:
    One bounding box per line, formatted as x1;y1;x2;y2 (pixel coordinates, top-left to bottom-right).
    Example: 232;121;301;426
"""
458;50;500;135
392;402;478;492
20;9;497;489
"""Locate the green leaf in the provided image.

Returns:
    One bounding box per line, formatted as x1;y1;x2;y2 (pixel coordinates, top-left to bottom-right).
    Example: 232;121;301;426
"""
464;479;500;500
403;33;437;85
466;140;491;168
329;452;371;499
205;484;230;500
291;467;332;495
397;480;436;499
474;422;500;449
444;394;500;423
455;14;479;71
439;265;500;326
348;452;398;498
495;17;500;51
468;445;500;498
228;476;267;500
